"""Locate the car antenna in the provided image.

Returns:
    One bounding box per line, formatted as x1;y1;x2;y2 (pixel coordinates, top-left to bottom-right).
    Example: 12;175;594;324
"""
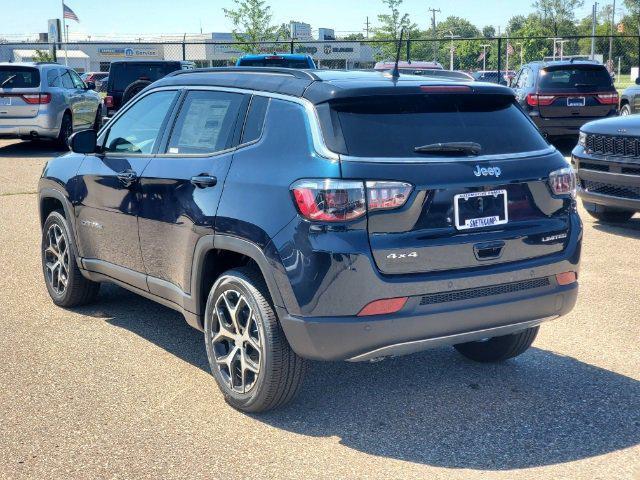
391;27;405;79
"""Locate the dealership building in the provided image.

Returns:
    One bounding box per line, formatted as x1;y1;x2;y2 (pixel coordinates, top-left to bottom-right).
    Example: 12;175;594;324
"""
0;28;379;72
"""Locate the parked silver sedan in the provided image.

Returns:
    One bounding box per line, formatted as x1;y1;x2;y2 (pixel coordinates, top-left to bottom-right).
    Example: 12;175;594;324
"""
0;62;102;146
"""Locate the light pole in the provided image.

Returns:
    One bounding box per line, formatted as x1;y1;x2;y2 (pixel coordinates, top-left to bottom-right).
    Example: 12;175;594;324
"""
447;31;460;70
480;44;490;71
557;39;570;60
548;37;563;60
515;41;524;67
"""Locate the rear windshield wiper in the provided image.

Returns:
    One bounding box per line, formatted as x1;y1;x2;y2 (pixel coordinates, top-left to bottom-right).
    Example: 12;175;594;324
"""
414;142;482;156
0;75;16;87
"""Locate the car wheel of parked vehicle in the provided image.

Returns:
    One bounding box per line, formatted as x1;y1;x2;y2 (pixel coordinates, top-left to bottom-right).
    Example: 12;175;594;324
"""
57;113;73;148
121;80;151;105
584;205;635;223
204;267;308;413
620;104;632;116
453;326;539;362
42;211;100;307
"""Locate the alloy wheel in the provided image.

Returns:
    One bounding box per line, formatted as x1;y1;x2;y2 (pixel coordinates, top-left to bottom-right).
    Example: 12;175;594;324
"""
44;224;70;295
210;289;262;393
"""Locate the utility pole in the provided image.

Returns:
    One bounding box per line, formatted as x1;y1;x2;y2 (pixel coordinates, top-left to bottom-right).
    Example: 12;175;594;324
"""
548;37;562;60
515;41;524;67
557;39;569;60
364;16;370;39
608;0;616;67
591;2;598;60
447;31;460;70
480;44;490;71
428;7;441;61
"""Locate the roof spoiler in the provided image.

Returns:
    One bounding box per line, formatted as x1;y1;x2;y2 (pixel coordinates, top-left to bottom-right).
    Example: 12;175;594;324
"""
168;66;320;81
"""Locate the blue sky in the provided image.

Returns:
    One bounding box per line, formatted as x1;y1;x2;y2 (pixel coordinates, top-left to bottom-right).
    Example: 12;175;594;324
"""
4;0;595;38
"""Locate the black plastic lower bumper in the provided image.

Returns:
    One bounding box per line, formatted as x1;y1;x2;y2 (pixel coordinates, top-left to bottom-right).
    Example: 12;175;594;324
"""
278;279;578;361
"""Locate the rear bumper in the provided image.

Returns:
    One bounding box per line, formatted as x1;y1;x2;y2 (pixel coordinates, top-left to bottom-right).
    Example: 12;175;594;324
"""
530;114;615;137
278;280;578;361
0;112;60;139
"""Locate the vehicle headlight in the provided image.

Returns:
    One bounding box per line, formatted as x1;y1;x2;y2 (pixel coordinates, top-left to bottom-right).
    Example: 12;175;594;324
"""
578;131;587;147
549;167;577;198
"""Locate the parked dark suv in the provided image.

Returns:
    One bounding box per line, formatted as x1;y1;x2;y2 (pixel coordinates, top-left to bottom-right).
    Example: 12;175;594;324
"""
572;115;640;222
511;60;618;137
39;68;581;412
103;60;194;116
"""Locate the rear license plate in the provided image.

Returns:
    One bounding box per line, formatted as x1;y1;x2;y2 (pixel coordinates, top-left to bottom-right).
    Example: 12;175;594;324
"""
567;97;585;107
0;97;11;106
454;190;508;230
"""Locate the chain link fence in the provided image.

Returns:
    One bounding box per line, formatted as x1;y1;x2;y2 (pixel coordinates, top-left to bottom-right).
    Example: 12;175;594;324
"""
1;35;639;87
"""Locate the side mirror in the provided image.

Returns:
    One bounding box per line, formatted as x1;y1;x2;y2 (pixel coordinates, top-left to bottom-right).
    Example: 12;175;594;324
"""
85;81;96;90
70;129;97;154
635;77;640;85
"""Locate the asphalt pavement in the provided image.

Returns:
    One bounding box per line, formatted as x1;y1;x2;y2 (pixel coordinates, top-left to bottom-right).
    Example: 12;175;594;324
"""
0;139;638;480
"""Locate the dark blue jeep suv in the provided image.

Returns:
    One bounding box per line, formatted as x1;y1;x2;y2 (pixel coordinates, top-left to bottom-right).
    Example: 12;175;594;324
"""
39;67;582;412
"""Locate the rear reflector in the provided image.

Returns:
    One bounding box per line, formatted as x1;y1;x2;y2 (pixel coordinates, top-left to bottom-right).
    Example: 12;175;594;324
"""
420;85;472;93
556;271;577;286
358;297;408;316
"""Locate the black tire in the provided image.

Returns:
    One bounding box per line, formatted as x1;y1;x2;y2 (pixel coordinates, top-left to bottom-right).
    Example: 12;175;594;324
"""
620;103;632;116
204;266;308;413
57;112;73;148
453;326;539;363
121;80;151;106
584;204;635;223
42;211;100;307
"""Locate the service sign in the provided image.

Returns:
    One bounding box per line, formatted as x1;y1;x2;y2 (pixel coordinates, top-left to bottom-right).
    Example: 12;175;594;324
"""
99;47;160;58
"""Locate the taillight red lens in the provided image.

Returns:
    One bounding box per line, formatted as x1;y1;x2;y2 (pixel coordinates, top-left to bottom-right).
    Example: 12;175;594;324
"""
358;297;408;316
21;93;51;104
366;181;413;211
527;93;555;106
104;96;114;108
291;179;366;222
596;92;619;105
548;167;576;197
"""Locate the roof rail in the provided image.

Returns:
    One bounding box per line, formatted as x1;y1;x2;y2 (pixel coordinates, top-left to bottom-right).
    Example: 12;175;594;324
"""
168;66;321;81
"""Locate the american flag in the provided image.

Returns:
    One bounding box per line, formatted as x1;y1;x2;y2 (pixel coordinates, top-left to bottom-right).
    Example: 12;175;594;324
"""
63;3;79;22
507;43;515;56
477;51;485;62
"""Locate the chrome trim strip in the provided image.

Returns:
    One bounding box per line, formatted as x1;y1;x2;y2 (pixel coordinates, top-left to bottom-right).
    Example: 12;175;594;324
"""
347;317;556;362
340;148;558;164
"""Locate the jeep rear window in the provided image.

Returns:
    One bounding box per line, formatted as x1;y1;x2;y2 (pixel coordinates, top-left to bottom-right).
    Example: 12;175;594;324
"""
110;63;177;91
321;94;549;158
0;66;40;88
539;65;613;90
237;58;311;69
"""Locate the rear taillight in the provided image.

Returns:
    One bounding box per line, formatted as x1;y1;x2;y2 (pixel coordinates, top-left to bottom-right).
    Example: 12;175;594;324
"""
104;96;114;108
366;181;413;211
21;93;51;104
290;179;413;222
595;92;619;105
291;179;366;222
548;167;576;197
527;93;555;106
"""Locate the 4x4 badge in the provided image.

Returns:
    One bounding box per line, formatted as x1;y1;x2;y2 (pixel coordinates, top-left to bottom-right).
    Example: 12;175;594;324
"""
473;165;501;178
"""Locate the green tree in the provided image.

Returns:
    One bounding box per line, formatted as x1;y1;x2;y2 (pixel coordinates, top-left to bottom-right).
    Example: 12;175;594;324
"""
532;0;584;36
223;0;277;53
372;0;419;60
33;49;54;62
343;33;366;41
482;25;496;37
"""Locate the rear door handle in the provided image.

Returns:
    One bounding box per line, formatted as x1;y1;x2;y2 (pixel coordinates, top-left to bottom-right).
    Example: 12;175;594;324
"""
117;169;137;187
191;175;217;188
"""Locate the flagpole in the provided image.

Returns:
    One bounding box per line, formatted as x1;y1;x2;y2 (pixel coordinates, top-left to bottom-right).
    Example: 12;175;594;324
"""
65;23;69;66
61;0;68;65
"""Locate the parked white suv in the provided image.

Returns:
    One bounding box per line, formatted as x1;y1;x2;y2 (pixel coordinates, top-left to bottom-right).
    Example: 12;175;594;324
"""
0;62;102;146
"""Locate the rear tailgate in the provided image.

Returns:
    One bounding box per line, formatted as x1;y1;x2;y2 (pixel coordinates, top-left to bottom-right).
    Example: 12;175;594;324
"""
0;66;42;119
324;91;574;275
535;64;616;119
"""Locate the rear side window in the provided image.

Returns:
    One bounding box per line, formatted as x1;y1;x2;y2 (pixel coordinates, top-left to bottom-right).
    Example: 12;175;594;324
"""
322;94;549;158
60;71;75;89
539;65;612;89
241;96;269;144
167;91;244;155
47;69;62;88
0;67;40;88
110;63;177;91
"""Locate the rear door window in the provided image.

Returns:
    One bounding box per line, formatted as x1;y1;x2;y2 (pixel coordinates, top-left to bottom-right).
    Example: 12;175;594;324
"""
241;96;269;144
538;65;613;90
69;70;85;89
60;70;75;89
167;90;245;155
322;94;549;158
0;66;40;88
47;69;62;88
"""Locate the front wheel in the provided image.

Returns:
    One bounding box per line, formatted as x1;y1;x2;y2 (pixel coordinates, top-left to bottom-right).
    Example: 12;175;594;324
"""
204;267;308;413
454;326;539;362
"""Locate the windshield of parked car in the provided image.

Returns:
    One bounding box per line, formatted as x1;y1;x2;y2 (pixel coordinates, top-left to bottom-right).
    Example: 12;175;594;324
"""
539;65;613;90
237;58;312;68
321;94;549;158
110;63;177;91
0;67;40;88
